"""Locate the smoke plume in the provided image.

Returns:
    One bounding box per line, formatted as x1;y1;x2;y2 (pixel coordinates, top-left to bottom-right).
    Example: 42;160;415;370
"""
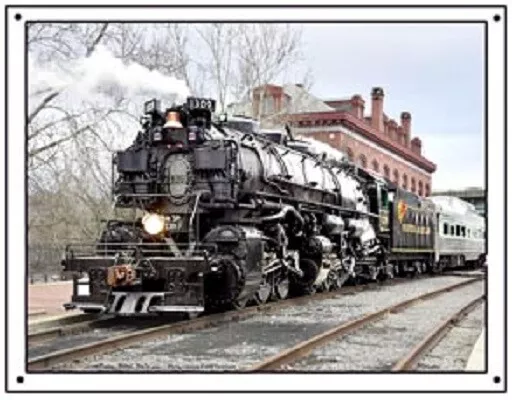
29;45;190;104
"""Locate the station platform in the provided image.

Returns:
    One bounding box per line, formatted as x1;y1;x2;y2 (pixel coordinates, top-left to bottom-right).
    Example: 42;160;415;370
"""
465;329;485;371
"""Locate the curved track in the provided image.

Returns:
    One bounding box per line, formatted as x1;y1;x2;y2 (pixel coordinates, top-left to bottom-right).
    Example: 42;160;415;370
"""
248;277;483;371
391;295;484;371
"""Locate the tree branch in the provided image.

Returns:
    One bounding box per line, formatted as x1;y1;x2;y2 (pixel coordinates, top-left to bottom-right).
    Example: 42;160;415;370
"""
85;23;109;57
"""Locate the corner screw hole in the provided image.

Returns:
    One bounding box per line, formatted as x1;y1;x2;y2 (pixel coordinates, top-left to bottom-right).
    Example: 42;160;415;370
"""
14;13;22;21
16;376;24;383
493;15;501;22
493;376;501;384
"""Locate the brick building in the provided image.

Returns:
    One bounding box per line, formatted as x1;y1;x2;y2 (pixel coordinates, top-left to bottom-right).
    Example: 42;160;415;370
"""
229;84;436;197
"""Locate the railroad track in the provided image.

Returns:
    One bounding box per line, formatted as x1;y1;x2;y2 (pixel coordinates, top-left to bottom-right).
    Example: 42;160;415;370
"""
442;271;485;279
27;315;182;362
391;295;484;371
29;315;115;347
247;277;483;371
28;275;449;371
29;313;98;332
28;274;482;371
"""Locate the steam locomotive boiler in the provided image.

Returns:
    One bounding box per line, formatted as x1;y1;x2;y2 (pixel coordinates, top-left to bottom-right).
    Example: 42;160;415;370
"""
61;97;428;315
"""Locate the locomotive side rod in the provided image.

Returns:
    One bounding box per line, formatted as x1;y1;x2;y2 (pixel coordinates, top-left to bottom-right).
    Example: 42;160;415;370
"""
247;277;482;371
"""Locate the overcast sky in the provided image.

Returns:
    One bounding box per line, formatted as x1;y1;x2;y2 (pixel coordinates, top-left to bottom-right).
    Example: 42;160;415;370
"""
292;23;484;192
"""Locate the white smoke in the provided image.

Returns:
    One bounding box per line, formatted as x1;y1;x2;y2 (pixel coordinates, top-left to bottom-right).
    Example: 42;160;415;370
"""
296;135;347;162
29;45;191;104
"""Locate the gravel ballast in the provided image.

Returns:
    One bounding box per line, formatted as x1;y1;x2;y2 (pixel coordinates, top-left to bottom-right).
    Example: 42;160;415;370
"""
54;276;484;371
414;303;485;371
288;280;484;371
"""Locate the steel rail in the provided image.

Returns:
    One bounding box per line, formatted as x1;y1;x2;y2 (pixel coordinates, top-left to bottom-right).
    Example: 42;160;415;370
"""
247;277;482;371
391;294;485;371
442;272;485;278
27;276;432;371
28;313;98;331
28;317;116;347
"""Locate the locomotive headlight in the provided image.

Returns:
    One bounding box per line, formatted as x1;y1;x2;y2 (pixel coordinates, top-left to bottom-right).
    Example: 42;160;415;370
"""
142;213;165;235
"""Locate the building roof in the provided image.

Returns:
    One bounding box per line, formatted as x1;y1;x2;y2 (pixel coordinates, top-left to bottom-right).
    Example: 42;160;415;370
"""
428;196;480;216
226;83;436;173
288;110;437;173
226;83;334;117
432;187;485;198
281;84;335;113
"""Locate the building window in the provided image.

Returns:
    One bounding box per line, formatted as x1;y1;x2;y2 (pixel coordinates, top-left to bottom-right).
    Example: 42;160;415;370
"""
402;174;408;190
372;160;379;173
345;147;354;162
393;169;399;185
262;95;274;114
383;165;390;179
418;180;423;196
425;183;430;197
359;154;367;169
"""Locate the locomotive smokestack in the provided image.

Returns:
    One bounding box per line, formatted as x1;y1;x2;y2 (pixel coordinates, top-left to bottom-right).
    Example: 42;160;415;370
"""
371;87;385;132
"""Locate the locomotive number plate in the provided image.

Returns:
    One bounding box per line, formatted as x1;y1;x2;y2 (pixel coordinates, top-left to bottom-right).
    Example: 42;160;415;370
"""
187;97;216;112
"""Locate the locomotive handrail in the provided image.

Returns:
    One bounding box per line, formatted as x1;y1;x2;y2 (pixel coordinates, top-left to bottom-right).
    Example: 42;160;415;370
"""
188;191;209;254
64;242;218;259
254;190;380;219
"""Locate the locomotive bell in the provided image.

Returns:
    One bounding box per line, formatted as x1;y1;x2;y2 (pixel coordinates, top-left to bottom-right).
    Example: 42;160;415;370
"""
163;111;183;129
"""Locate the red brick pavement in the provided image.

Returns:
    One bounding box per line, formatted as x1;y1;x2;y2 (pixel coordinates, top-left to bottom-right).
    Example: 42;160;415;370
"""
28;281;73;316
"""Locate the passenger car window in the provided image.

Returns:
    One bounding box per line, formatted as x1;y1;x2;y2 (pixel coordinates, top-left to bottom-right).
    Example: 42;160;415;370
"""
443;223;448;235
456;225;461;237
450;225;454;236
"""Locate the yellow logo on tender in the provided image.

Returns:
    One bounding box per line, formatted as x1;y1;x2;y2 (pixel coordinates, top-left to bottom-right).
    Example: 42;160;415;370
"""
401;224;431;235
397;200;407;224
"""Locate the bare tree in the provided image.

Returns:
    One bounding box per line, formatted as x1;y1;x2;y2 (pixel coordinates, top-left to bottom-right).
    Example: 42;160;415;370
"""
232;24;304;101
190;23;305;112
28;23;109;123
28;22;134;263
27;22;312;277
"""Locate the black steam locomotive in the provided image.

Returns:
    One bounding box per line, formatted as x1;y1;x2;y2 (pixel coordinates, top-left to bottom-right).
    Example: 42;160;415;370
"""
62;97;438;315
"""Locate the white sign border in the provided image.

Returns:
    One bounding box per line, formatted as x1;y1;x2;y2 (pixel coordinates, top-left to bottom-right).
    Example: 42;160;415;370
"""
3;3;506;393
